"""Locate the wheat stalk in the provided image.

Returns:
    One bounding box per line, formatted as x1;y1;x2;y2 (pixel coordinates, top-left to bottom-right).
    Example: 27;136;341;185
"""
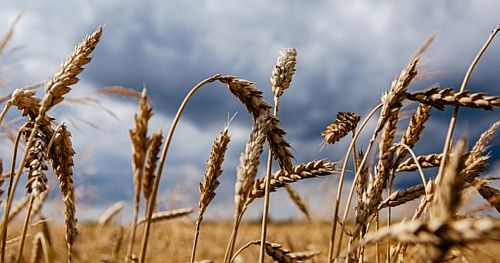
259;47;297;263
127;87;153;262
327;103;383;262
434;26;500;219
138;74;221;263
0;27;103;263
335;57;420;262
191;125;230;263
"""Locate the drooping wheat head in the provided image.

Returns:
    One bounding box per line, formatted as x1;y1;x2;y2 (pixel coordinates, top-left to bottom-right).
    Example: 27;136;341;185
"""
321;112;361;145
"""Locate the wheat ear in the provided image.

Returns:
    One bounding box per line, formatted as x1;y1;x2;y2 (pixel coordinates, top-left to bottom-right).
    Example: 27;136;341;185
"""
224;115;269;263
327;103;383;262
30;232;49;263
142;131;163;202
396;153;442;172
0;27;102;263
322;112;361;144
127;88;153;262
342;57;420;263
259;48;297;263
136;207;194;225
284;185;312;222
98;201;126;227
406;87;500;110
230;240;319;263
48;123;78;260
246;160;336;202
219;76;293;172
191;126;230;263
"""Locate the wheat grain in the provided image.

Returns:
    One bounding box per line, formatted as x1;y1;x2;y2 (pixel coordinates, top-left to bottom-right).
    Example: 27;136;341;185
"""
363;217;500;247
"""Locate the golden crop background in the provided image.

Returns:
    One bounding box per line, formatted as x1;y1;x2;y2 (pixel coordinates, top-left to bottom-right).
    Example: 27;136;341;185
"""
1;14;500;263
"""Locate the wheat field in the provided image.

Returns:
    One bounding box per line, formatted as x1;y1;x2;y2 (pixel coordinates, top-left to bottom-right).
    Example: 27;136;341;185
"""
1;16;500;263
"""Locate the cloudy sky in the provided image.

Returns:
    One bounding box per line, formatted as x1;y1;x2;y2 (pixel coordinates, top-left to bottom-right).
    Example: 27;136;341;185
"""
1;1;499;221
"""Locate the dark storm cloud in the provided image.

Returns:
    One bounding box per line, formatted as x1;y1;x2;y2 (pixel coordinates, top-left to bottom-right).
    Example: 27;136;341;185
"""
1;0;500;219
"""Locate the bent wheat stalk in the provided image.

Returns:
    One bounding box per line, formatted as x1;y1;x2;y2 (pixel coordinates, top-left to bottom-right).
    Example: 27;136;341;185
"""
138;74;221;263
436;25;499;187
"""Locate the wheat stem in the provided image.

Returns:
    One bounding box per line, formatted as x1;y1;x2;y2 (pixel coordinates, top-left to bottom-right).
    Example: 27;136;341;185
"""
230;240;259;263
436;25;499;185
0;129;22;261
328;103;383;262
224;212;244;262
46;122;65;154
190;217;202;263
258;97;279;263
0;101;12;128
15;195;35;263
138;74;221;263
